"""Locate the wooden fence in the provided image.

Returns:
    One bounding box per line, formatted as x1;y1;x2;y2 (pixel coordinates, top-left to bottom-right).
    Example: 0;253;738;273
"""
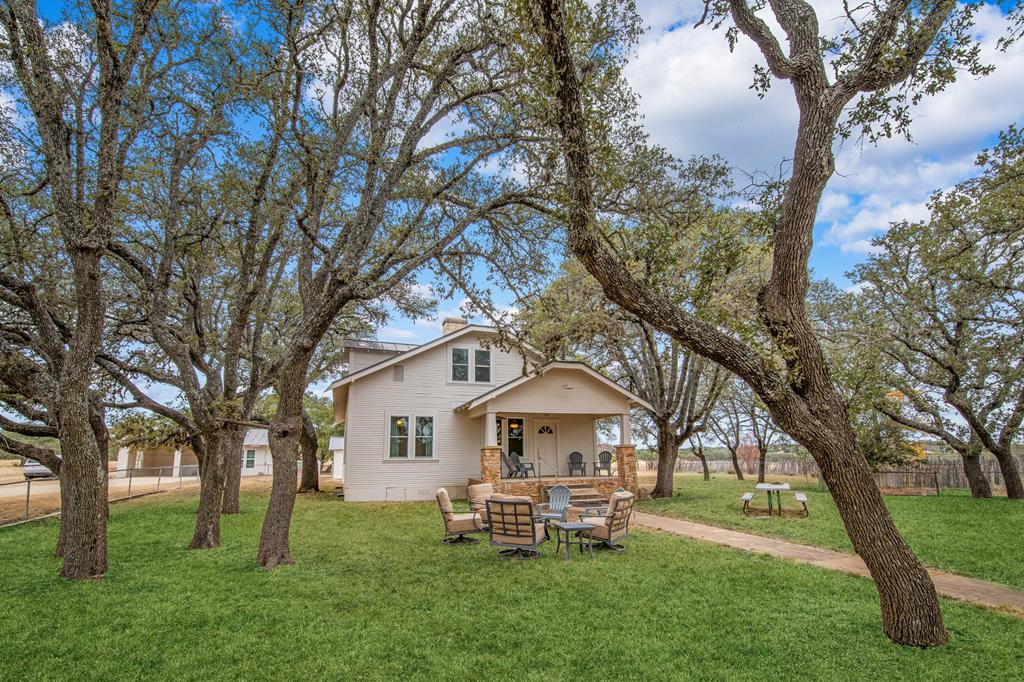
651;454;1024;494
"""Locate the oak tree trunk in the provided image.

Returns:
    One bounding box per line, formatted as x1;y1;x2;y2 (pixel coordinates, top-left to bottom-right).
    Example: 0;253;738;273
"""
778;406;949;648
55;406;108;579
297;409;320;493
727;447;744;481
991;449;1024;499
958;439;991;499
651;420;680;498
189;434;225;549
258;354;310;569
757;449;766;483
694;446;709;481
221;425;246;514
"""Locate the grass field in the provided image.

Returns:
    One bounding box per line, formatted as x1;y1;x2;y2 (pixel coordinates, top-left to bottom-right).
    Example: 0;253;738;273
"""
638;473;1024;590
1;488;1023;680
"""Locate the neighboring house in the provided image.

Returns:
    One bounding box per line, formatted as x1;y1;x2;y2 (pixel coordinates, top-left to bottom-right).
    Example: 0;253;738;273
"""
328;318;650;501
329;436;345;480
116;427;277;477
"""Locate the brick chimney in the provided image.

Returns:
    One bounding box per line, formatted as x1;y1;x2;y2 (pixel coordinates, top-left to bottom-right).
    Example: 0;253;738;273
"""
441;316;469;335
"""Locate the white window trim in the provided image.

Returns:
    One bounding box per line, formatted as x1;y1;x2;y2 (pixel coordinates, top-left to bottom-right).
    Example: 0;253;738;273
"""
446;343;495;386
244;449;256;469
384;412;437;461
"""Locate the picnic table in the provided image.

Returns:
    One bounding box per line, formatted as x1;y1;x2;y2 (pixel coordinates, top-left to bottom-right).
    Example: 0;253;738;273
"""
754;482;791;516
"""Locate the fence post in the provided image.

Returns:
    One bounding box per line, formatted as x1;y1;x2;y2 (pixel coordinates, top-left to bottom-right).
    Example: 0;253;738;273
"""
25;478;31;520
156;466;162;492
934;471;940;496
127;467;133;498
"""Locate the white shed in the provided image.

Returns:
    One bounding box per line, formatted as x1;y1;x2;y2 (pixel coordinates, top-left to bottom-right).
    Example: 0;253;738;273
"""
329;436;345;480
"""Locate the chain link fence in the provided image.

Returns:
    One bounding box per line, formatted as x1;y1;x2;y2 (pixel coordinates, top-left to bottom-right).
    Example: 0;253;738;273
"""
0;467;200;527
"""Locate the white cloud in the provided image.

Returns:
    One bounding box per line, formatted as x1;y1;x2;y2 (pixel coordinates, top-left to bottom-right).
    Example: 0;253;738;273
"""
627;2;1024;260
824;197;931;254
378;327;420;341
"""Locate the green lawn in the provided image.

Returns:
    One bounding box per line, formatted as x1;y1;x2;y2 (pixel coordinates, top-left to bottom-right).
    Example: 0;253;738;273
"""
1;489;1023;680
638;473;1024;590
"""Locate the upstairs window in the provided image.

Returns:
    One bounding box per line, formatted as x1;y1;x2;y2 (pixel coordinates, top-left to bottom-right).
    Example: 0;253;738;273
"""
450;346;493;383
451;348;469;382
474;350;491;382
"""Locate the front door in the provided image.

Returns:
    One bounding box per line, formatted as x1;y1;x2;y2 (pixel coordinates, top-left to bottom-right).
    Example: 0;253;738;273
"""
535;420;558;476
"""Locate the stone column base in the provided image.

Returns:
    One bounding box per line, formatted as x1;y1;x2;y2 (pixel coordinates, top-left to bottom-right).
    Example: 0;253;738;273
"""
480;446;502;485
615;445;638;494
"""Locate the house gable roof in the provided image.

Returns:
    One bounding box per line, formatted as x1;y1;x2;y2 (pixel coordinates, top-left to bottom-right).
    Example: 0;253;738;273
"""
326;325;542;390
454;361;654;413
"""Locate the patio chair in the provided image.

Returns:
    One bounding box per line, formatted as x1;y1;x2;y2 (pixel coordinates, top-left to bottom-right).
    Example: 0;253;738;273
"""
568;451;586;476
485;494;549;559
536;484;571;524
509;452;535;478
468;482;495;525
593;450;613;476
436;488;484;544
579;490;635;551
501;450;520;478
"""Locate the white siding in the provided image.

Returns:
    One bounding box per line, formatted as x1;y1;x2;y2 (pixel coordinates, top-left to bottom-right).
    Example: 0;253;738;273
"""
348;348;399;373
486;368;631;415
515;414;601;477
240;445;274;476
343;331;528;501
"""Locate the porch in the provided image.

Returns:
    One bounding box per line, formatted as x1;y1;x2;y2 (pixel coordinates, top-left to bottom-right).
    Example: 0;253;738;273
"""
455;362;647;502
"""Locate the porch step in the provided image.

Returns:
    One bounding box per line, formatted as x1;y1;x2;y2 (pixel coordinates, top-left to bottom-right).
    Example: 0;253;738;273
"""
545;486;607;507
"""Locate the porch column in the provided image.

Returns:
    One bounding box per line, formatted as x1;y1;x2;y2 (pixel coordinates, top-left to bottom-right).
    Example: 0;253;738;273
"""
619;413;632;446
485;411;498;447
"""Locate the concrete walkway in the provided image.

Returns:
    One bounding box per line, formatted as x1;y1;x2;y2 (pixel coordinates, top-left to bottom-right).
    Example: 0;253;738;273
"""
634;511;1024;617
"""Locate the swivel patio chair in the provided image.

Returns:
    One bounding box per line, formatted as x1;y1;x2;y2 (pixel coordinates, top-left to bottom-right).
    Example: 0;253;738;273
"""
536;484;571;524
485;495;549;559
593;450;614;477
579;490;635;551
468;482;495;525
436;488;484;544
568;451;586;476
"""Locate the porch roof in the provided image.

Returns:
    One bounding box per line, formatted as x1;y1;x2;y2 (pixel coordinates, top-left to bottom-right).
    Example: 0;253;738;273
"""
454;361;653;415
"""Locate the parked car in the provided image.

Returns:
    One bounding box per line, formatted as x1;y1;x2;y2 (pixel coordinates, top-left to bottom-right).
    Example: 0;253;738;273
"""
23;458;58;480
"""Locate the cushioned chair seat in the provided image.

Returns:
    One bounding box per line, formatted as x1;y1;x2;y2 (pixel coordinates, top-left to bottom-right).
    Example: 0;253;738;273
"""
580;517;611;539
491;523;547;546
447;513;483;533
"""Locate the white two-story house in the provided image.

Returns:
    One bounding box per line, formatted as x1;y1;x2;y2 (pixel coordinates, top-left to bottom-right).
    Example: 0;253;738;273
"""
328;318;650;501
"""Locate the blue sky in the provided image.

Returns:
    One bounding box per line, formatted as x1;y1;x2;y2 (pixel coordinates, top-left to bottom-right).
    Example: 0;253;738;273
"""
24;0;1023;353
375;0;1024;346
